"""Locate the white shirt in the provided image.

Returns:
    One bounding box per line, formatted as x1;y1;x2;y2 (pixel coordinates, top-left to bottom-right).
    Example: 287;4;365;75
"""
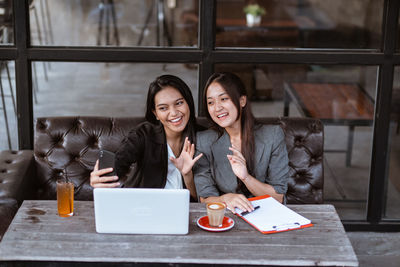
164;144;183;189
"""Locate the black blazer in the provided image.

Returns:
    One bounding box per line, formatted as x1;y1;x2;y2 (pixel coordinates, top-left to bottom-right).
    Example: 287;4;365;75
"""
115;121;168;188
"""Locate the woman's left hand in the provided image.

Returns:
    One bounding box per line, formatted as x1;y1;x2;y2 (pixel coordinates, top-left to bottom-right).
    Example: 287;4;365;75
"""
171;137;203;175
227;146;249;181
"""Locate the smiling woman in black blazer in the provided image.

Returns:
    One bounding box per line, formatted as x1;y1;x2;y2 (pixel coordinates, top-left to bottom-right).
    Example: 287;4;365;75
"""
90;75;203;200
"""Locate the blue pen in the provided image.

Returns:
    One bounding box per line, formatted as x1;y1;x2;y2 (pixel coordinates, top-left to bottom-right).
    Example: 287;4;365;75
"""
240;205;260;216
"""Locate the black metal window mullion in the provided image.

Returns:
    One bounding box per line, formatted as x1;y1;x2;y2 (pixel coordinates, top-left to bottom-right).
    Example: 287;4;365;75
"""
367;0;400;223
367;63;395;223
393;54;400;65
0;48;17;59
27;47;203;62
198;0;216;116
211;50;384;65
14;0;33;149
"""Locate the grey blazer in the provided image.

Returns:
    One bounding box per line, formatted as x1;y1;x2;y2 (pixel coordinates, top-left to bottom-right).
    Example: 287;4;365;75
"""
193;124;289;198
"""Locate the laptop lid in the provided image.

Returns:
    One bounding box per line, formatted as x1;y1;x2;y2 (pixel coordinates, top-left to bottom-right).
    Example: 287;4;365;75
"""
93;188;190;235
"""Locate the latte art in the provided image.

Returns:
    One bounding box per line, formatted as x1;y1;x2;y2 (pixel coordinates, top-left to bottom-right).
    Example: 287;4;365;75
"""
209;203;224;210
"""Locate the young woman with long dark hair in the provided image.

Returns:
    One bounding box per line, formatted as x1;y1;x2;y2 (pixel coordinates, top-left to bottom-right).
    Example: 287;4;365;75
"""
90;75;203;199
194;72;289;211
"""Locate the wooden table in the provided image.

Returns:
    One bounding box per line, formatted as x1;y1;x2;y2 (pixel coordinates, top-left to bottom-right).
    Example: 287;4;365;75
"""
0;201;358;266
284;82;374;166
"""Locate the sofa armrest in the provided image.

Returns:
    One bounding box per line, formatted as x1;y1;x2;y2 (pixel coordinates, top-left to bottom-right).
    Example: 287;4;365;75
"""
0;150;37;203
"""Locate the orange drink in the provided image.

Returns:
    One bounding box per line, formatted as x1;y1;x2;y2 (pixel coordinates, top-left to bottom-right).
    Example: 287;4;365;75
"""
57;180;74;217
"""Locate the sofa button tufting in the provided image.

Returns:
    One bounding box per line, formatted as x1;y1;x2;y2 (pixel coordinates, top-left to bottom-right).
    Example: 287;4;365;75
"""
294;136;304;146
37;120;48;130
295;141;303;146
309;123;318;133
88;136;99;147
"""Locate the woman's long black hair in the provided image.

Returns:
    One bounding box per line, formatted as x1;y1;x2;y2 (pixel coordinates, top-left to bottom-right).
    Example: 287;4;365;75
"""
204;72;256;196
145;74;197;149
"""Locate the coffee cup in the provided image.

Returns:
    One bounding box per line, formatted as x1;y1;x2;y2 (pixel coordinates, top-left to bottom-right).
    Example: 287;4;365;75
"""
206;202;226;227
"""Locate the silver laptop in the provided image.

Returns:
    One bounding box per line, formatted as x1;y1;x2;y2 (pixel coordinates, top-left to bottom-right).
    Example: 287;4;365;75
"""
93;188;190;235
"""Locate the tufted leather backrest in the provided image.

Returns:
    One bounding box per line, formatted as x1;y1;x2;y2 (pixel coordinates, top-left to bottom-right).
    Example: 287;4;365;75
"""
34;116;323;203
257;117;324;204
34;117;146;200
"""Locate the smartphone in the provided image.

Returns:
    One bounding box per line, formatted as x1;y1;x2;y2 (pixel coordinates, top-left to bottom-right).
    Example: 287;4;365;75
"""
98;150;117;177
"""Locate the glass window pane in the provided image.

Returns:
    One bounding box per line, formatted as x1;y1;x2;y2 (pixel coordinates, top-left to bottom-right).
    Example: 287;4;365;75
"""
32;62;198;117
0;61;17;150
215;63;377;220
216;0;382;49
0;0;13;45
30;0;198;47
385;66;400;219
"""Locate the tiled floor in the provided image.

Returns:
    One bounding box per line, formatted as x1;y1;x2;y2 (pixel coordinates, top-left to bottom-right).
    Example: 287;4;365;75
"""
348;232;400;267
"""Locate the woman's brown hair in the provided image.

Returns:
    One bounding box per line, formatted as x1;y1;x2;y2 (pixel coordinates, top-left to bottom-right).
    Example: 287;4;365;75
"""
145;74;197;148
203;72;257;196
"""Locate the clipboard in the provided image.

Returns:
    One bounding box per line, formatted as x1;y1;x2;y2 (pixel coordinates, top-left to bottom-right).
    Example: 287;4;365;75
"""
234;195;313;234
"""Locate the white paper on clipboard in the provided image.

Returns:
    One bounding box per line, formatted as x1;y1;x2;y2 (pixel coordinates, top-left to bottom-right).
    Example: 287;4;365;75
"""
234;195;312;233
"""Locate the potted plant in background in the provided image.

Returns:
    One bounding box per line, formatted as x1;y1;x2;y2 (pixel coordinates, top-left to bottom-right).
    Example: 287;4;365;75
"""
243;3;266;27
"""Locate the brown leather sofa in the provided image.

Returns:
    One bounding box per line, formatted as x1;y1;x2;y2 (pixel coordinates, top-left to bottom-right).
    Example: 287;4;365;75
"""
0;116;324;239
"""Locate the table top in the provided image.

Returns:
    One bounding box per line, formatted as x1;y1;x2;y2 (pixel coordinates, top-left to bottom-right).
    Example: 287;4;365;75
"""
285;82;374;125
0;201;358;266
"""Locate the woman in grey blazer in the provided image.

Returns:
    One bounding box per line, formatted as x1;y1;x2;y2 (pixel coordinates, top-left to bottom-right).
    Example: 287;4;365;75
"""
194;72;289;213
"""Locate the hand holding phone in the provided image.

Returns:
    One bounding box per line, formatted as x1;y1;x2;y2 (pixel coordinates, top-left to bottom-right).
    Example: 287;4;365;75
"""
98;150;117;177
